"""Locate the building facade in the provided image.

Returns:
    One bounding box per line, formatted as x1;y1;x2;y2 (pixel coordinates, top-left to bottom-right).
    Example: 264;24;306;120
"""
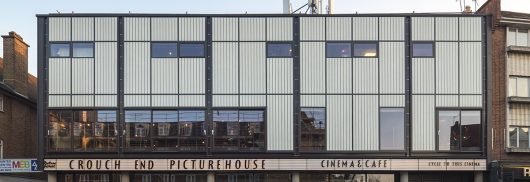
0;32;40;177
37;14;489;182
478;0;530;181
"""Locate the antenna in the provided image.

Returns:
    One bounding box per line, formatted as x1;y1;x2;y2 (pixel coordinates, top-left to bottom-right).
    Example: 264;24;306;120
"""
56;10;61;14
292;0;321;14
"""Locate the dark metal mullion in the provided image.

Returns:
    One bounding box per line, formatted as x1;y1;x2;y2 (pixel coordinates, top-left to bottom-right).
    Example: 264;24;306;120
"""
293;17;301;155
37;16;48;171
93;17;96;108
405;16;412;157
205;17;213;156
117;16;125;155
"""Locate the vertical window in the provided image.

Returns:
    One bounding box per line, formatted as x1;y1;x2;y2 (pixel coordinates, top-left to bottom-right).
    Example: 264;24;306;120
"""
508;28;517;46
48;110;72;151
73;111;95;151
152;111;178;150
151;43;178;58
379;108;405;150
179;43;205;57
412;42;434;57
213;110;265;151
300;108;326;151
509;126;530;149
0;95;3;112
125;111;151;150
177;110;206;151
94;111;117;151
509;76;530;97
72;43;94;58
438;110;481;151
267;43;293;57
517;29;528;46
50;43;70;57
326;42;351;58
353;42;378;57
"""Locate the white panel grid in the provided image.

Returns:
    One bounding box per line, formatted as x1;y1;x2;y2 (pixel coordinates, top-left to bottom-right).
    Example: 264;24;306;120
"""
459;17;482;41
412;17;435;41
95;42;118;94
301;95;325;107
412;58;435;94
72;95;94;107
95;95;117;107
436;42;459;94
267;59;293;94
352;58;378;94
435;17;458;41
48;58;71;95
239;18;266;41
412;95;435;151
179;17;205;41
179;95;205;107
267;17;293;41
49;17;71;41
213;95;239;107
179;58;205;94
124;95;150;107
327;95;353;151
48;95;70;108
95;17;117;41
151;58;179;94
300;17;325;40
72;17;94;41
151;18;178;41
213;18;238;41
326;17;352;40
240;42;266;94
326;58;352;94
124;42;150;94
124;17;150;41
267;95;293;151
239;95;266;107
379;42;405;94
300;42;325;94
152;95;179;107
459;42;482;94
71;58;94;94
213;42;238;94
352;95;379;151
352;17;378;40
379;17;404;41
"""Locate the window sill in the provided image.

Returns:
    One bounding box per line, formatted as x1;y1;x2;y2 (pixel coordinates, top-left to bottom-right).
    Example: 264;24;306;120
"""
508;96;530;103
506;147;530;153
507;45;530;53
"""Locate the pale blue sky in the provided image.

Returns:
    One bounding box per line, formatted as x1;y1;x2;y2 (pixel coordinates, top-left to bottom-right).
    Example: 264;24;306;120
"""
0;0;491;76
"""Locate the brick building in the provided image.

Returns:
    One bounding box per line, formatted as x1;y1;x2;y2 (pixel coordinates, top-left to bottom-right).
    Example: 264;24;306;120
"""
0;31;38;170
478;0;530;181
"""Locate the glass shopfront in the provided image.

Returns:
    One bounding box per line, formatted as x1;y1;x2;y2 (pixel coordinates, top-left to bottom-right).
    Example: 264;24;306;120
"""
58;173;119;182
300;173;395;182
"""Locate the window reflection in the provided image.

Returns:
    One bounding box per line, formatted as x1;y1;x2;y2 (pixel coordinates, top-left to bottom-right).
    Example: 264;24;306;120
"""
327;43;351;58
380;108;404;150
72;43;94;57
353;43;378;57
438;110;481;151
50;43;70;57
412;43;434;57
125;111;151;150
300;108;326;151
180;43;205;57
152;43;178;58
213;110;265;151
48;110;72;151
267;43;292;57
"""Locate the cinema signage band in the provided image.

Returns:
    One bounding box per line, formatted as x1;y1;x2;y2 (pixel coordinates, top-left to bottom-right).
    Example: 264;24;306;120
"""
44;159;487;171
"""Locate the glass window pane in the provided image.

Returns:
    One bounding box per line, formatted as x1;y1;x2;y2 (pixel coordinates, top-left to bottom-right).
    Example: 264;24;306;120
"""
517;29;528;46
412;43;434;57
353;43;378;57
180;43;204;57
178;110;205;151
239;110;265;150
520;127;529;149
73;111;96;151
508;28;517;46
50;43;70;57
125;111;151;150
380;108;405;150
73;43;94;57
327;43;351;57
267;43;292;57
517;77;529;97
438;111;460;151
214;110;240;150
152;43;178;58
152;111;178;150
300;173;329;182
367;174;394;182
48;110;72;151
509;77;517;97
300;108;326;151
461;111;481;151
94;110;117;151
509;127;518;148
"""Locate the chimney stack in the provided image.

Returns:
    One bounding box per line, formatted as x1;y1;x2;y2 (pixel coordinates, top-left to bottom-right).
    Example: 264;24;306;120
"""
2;31;29;96
464;5;473;13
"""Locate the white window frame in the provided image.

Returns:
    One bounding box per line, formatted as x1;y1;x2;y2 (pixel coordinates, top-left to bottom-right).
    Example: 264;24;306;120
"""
509;126;530;149
508;76;530;97
507;27;530;47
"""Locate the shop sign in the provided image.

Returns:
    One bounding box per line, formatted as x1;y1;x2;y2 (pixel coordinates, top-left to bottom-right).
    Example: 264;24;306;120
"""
43;158;486;171
0;159;39;173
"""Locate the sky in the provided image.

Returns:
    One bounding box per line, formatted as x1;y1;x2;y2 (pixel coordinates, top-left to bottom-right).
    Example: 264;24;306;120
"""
0;0;519;76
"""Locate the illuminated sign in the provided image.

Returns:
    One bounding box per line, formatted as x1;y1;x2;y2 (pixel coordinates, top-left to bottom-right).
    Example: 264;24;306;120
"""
43;159;486;171
0;159;39;173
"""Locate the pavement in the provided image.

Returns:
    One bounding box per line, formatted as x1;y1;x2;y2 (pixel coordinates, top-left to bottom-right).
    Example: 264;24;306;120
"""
0;175;45;182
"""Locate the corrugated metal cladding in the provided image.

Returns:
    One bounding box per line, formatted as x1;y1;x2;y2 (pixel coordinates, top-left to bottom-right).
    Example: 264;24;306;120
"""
379;17;404;41
71;58;94;94
240;42;266;94
436;42;459;94
72;17;94;41
459;17;482;41
212;18;238;41
300;17;325;40
436;95;459;107
267;58;293;94
124;17;150;41
412;17;434;41
508;104;530;126
239;95;266;107
459;42;482;94
48;58;70;94
508;53;530;76
459;95;482;107
412;95;435;151
327;58;352;94
352;95;379;151
380;95;405;107
179;17;205;41
151;18;178;41
152;95;178;107
300;42;325;94
95;42;117;94
179;58;205;94
95;95;117;107
213;42;238;94
326;17;351;40
48;95;70;107
240;18;265;41
213;95;239;107
72;95;93;107
124;95;150;107
124;42;150;94
379;42;405;94
301;95;325;107
352;17;378;40
267;18;293;41
151;58;178;94
327;95;352;151
48;17;71;41
435;17;458;41
95;17;117;41
412;58;435;94
353;58;378;94
267;95;293;151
